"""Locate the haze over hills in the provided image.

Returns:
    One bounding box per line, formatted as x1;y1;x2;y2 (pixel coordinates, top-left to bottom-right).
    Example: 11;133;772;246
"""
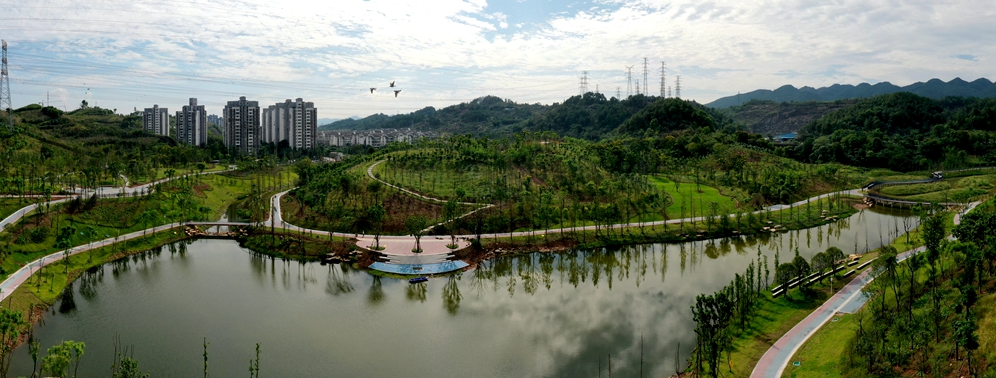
707;78;996;108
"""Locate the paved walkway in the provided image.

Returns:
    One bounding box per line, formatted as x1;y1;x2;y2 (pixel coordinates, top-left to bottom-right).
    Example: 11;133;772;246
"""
749;201;981;378
0;223;183;303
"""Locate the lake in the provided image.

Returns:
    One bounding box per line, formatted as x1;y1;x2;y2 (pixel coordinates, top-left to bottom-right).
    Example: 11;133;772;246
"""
10;207;915;377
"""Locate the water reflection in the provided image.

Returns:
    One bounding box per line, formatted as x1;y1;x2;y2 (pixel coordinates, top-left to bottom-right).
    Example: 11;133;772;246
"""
10;207;916;378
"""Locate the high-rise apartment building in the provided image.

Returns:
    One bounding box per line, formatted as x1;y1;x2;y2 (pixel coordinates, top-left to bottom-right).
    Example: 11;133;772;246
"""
143;104;169;136
262;98;317;149
207;114;222;127
224;96;260;156
176;98;207;146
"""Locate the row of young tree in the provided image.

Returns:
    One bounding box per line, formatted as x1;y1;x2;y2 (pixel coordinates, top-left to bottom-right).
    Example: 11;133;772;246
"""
845;205;996;376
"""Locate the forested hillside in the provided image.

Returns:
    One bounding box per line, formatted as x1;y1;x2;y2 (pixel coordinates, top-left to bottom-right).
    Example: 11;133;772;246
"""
792;93;996;171
0;103;231;193
321;95;549;136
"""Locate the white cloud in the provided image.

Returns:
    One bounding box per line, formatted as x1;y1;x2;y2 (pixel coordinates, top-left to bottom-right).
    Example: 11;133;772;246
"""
3;0;994;116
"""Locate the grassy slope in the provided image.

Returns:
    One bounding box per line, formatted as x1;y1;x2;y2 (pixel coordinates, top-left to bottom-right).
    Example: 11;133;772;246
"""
721;251;880;377
780;212;968;378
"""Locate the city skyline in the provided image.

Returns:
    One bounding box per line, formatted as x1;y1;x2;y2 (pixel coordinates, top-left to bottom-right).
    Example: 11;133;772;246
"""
2;0;992;118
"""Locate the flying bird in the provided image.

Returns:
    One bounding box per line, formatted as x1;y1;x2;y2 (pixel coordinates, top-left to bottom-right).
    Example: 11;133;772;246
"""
369;88;377;93
394;90;402;97
389;81;395;87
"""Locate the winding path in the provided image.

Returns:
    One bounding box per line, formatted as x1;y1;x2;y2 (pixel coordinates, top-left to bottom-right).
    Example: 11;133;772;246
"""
749;201;981;378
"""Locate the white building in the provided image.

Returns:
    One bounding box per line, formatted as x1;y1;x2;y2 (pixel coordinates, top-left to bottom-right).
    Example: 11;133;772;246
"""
224;96;260;156
176;98;207;146
143;104;169;136
262;98;317;149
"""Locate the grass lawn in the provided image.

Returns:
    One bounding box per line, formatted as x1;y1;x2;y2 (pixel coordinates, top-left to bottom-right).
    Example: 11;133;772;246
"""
0;198;42;220
372;159;503;203
876;174;996;203
780;209;962;377
649;175;740;219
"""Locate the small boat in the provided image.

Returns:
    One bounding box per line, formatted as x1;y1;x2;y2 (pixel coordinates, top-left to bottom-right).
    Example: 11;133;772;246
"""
409;277;428;284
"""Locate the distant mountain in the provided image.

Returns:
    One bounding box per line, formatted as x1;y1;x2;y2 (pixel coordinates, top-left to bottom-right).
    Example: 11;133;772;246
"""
317;116;360;127
707;78;996;108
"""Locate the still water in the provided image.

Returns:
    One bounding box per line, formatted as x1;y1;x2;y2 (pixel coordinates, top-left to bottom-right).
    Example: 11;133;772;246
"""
11;208;915;377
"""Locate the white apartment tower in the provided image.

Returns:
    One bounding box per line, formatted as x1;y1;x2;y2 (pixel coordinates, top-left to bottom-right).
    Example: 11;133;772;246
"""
143;104;169;136
262;98;317;149
176;98;207;146
224;96;260;156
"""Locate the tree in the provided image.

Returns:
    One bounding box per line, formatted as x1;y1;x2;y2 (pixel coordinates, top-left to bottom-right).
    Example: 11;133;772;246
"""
775;262;796;287
38;340;84;378
873;246;899;312
0;307;27;378
404;215;428;253
792;255;810;292
921;209;946;278
825;247;846;291
691;291;733;378
366;204;385;249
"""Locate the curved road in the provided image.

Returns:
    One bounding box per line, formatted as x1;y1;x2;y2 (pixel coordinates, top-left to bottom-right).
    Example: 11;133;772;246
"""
749;201;981;378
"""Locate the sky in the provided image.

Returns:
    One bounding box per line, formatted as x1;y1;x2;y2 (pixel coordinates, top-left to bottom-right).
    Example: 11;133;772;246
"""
1;0;993;119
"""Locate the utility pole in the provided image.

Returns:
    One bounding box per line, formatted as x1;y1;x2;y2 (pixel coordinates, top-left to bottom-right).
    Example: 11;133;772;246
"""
675;75;681;98
625;65;634;97
1;40;12;130
660;61;666;98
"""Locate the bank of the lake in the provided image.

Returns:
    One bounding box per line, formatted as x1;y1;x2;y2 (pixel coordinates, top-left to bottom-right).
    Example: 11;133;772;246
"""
8;206;915;377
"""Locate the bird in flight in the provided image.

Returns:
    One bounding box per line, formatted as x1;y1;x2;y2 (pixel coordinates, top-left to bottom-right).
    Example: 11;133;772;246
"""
389;81;396;87
394;90;402;97
370;88;377;93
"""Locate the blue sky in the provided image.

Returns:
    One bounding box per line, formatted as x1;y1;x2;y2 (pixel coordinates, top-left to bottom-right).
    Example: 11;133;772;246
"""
1;0;992;119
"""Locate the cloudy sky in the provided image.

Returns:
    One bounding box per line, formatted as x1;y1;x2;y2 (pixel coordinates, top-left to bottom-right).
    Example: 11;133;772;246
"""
2;0;992;119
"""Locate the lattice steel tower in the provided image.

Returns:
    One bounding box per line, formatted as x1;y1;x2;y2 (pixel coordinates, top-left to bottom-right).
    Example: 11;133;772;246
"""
625;65;634;97
1;40;12;130
660;62;666;98
643;58;649;97
579;71;589;95
675;75;682;98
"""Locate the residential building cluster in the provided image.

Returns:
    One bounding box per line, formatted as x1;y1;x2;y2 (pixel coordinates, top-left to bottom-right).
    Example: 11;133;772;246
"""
141;96;318;155
318;128;438;148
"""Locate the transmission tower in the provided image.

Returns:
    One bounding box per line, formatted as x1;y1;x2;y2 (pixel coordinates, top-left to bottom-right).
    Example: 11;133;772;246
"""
660;62;666;98
1;40;12;130
643;58;649;97
636;79;640;95
625;65;634;97
579;71;589;95
616;87;621;99
675;75;682;98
